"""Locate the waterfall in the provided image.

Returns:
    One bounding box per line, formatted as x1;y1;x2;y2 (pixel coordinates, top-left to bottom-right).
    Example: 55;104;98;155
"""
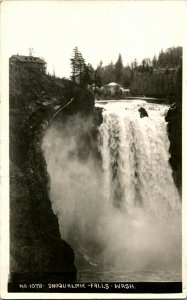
42;100;181;281
99;101;180;215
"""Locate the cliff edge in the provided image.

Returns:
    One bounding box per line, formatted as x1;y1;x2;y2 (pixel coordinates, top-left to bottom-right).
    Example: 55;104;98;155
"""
9;67;94;285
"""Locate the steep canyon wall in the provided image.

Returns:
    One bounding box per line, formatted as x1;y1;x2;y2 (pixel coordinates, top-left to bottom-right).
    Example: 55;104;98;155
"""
9;67;94;284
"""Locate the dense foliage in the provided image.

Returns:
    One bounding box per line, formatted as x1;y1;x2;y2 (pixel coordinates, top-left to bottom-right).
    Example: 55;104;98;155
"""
95;46;182;88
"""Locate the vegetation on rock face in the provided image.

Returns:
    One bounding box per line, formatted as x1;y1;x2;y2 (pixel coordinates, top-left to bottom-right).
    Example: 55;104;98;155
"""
9;66;94;283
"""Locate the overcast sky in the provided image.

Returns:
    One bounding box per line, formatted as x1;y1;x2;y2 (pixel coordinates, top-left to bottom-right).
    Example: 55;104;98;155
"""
2;1;187;78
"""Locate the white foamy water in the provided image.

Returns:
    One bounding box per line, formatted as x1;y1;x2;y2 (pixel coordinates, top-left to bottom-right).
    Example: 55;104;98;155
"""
43;100;181;282
98;100;180;215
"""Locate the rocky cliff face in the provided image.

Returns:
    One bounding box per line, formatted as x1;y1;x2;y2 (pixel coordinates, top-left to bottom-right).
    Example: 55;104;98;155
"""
166;106;182;194
9;67;94;285
165;67;182;193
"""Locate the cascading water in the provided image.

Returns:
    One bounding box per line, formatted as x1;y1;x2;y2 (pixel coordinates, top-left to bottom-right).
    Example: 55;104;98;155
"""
42;100;181;282
99;101;180;214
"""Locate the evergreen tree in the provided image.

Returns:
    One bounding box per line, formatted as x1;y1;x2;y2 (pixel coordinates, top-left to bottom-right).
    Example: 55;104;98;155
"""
82;63;95;85
70;47;86;83
122;66;131;87
115;54;123;84
158;49;164;66
131;58;138;70
152;55;157;67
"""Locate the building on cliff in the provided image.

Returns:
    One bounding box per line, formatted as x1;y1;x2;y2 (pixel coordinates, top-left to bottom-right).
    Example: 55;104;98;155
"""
9;54;46;73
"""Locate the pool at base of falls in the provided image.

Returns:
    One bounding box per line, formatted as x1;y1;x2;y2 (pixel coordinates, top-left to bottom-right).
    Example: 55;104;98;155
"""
77;269;181;282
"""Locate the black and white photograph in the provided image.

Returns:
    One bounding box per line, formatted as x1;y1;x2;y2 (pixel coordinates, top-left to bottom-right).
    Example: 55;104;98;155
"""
0;0;187;298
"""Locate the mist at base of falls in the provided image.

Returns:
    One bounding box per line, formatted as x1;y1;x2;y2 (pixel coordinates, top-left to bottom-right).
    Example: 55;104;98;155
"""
42;101;181;281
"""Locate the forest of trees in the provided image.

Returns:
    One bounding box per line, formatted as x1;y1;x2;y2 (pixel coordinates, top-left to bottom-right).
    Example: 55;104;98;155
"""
129;47;182;99
95;46;182;88
70;46;182;98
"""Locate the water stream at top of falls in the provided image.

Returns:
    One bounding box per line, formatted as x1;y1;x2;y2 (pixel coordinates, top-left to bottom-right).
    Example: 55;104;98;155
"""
42;99;181;282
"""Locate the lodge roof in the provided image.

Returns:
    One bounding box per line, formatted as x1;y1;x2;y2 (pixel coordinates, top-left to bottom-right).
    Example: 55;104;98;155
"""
10;54;46;64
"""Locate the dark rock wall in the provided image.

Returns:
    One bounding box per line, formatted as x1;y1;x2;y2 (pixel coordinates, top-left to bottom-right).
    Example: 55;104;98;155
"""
9;67;94;283
166;106;182;193
165;66;182;193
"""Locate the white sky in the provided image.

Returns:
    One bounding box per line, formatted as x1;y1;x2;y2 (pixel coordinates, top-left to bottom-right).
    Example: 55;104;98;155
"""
1;0;187;78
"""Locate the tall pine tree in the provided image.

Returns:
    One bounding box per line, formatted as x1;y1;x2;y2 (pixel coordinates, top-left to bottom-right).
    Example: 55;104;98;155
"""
70;47;85;83
115;54;123;84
